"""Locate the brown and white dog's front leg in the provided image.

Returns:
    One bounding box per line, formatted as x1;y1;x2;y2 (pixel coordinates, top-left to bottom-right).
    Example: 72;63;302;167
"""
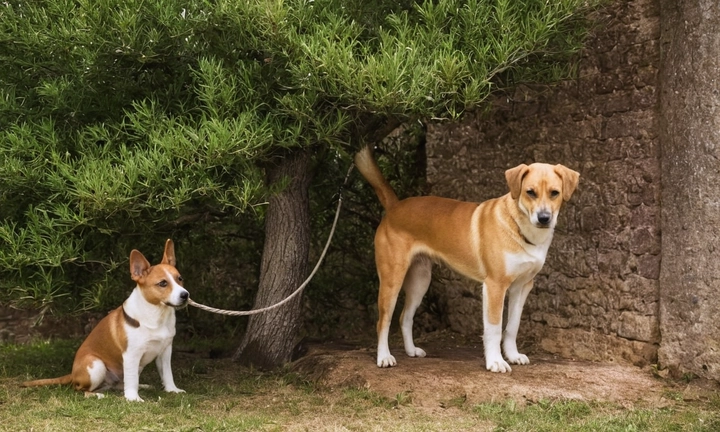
156;344;184;394
503;280;534;365
122;351;144;402
483;280;512;373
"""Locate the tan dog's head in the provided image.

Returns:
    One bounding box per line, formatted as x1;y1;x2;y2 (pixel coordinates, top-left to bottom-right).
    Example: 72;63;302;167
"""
129;239;189;308
505;163;579;229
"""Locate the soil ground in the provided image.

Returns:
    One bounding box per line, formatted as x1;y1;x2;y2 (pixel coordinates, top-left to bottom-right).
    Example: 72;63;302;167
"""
289;331;718;409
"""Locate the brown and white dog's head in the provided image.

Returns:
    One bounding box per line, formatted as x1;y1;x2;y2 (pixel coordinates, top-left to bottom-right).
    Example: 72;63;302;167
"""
129;239;189;308
506;163;580;229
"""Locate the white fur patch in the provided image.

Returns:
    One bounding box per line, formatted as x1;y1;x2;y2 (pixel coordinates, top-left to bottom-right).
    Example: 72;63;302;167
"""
87;359;107;391
164;269;188;307
504;249;546;282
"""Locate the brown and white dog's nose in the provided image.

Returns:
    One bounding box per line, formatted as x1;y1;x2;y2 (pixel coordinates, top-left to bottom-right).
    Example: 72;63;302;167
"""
179;290;189;302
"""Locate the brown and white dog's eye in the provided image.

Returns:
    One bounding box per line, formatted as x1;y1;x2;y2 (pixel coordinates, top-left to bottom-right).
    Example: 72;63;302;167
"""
526;189;537;198
550;190;560;198
157;280;168;288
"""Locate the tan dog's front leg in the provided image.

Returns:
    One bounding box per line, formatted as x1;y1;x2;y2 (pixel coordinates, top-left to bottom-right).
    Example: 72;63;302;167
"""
483;280;512;373
503;280;533;365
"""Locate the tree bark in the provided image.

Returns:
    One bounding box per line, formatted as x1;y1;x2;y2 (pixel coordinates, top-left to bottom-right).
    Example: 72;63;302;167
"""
233;150;312;369
658;0;720;380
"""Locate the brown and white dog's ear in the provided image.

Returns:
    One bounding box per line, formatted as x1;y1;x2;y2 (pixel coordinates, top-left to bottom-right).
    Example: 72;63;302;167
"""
130;250;151;282
554;164;580;201
505;164;529;200
161;239;176;267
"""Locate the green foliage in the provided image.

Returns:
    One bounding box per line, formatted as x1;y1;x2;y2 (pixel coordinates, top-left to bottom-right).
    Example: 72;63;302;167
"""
0;0;597;314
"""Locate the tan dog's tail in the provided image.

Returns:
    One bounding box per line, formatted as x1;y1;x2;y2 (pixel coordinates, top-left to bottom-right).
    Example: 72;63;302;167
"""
354;147;399;210
21;374;73;387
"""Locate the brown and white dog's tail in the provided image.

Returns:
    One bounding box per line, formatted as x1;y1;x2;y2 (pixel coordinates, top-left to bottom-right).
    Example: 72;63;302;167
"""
21;374;73;387
354;147;399;210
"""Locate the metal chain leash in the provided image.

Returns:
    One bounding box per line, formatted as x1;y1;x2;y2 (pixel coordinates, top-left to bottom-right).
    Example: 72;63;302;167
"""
187;163;353;317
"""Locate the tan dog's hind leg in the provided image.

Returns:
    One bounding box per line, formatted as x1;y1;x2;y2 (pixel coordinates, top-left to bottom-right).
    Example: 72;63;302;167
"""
375;238;412;367
400;257;432;359
483;280;512;373
376;275;403;368
503;280;533;365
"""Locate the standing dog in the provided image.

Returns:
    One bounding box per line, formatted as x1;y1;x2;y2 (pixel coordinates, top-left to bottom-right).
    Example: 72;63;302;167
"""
354;147;579;372
22;239;188;401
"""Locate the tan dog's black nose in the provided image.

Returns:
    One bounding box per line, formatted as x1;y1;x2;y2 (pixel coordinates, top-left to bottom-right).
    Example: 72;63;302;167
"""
537;212;552;226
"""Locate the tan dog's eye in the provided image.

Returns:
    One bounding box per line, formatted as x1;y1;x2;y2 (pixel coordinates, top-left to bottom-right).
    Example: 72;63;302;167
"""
158;280;168;288
177;276;183;282
526;189;537;198
550;190;560;198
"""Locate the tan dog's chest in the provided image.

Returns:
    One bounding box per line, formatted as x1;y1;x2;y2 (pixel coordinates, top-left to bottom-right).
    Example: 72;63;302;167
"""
502;247;549;285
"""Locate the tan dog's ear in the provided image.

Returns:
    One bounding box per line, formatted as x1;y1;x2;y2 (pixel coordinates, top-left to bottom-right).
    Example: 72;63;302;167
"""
161;239;176;267
130;250;151;282
554;165;580;201
505;164;529;200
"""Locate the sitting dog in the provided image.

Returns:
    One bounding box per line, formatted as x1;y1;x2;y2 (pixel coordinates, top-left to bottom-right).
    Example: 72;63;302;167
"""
22;239;188;401
354;147;579;372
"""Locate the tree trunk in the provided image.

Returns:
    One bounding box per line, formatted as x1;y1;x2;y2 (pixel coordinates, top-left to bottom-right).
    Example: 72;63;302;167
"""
658;0;720;380
233;150;312;369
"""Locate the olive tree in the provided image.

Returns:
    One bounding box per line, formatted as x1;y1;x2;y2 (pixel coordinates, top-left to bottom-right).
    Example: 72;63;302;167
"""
0;0;596;368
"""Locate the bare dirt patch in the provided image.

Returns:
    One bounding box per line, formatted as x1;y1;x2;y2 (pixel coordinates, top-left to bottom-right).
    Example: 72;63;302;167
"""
291;331;714;410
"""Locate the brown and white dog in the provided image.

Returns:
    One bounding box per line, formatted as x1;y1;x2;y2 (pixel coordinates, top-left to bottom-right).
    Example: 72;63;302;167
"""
354;147;579;372
22;239;188;401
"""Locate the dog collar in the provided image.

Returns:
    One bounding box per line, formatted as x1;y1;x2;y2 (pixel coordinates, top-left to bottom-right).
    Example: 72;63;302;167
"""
122;306;140;328
511;216;536;246
521;234;535;246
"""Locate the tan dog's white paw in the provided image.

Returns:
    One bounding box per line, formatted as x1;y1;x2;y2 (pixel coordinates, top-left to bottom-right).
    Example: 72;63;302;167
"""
377;355;397;368
486;358;512;373
507;353;530;365
166;388;186;393
407;347;426;358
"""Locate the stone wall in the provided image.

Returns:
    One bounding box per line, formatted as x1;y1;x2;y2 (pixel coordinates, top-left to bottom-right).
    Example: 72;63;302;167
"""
425;0;661;366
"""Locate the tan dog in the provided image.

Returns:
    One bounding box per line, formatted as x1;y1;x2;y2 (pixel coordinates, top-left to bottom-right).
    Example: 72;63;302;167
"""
354;147;579;371
22;239;188;401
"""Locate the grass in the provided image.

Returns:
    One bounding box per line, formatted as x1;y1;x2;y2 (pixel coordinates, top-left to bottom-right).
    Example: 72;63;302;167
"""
1;339;719;431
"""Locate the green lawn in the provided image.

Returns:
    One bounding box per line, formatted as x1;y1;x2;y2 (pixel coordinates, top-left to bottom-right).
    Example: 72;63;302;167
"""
1;340;718;431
